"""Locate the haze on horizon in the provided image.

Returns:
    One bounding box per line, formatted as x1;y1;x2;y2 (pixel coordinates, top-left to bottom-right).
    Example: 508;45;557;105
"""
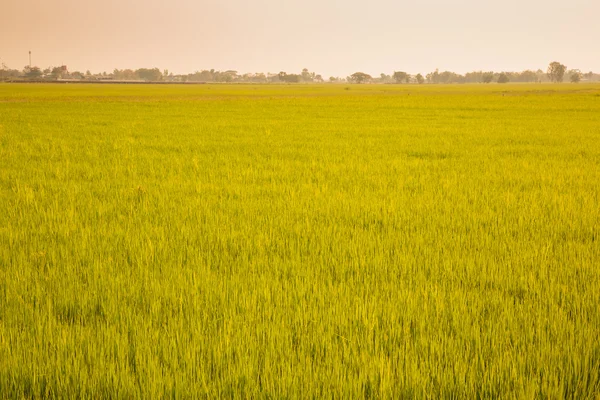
1;0;599;77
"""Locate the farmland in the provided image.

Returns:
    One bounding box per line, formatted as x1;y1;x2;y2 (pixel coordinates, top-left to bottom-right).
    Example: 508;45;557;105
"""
0;83;599;397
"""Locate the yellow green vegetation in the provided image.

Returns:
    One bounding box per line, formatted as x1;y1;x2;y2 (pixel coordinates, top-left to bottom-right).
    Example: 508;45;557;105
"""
1;83;599;397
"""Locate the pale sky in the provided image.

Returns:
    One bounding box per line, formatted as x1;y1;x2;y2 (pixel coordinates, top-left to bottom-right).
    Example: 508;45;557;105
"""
1;0;599;77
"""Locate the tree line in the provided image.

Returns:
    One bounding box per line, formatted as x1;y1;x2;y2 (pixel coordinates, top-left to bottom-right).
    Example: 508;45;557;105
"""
1;62;597;84
350;63;587;84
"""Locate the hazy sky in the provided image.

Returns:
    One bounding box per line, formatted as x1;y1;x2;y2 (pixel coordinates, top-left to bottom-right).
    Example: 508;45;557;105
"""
1;0;599;77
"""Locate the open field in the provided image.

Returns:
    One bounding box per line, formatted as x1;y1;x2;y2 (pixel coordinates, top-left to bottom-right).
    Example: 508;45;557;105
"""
1;83;599;397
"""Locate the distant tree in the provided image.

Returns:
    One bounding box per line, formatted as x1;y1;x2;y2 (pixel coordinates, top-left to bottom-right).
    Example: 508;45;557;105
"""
532;69;545;83
143;68;161;81
314;74;324;83
547;61;567;83
25;66;42;79
301;68;314;82
1;65;19;80
379;73;393;83
392;71;408;83
253;73;268;83
569;69;582;83
113;68;137;80
51;66;64;79
432;71;465;84
482;72;494;83
426;69;440;84
0;62;6;81
216;70;238;82
465;71;483;83
518;70;537;82
136;68;163;81
348;72;372;84
497;73;509;84
393;71;409;83
196;70;214;82
415;73;424;84
278;72;301;83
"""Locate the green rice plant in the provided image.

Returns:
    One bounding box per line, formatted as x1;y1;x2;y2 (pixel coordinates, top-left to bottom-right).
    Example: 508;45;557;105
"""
0;83;599;398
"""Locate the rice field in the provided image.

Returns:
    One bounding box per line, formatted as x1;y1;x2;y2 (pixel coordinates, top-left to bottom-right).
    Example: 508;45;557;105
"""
0;83;599;398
